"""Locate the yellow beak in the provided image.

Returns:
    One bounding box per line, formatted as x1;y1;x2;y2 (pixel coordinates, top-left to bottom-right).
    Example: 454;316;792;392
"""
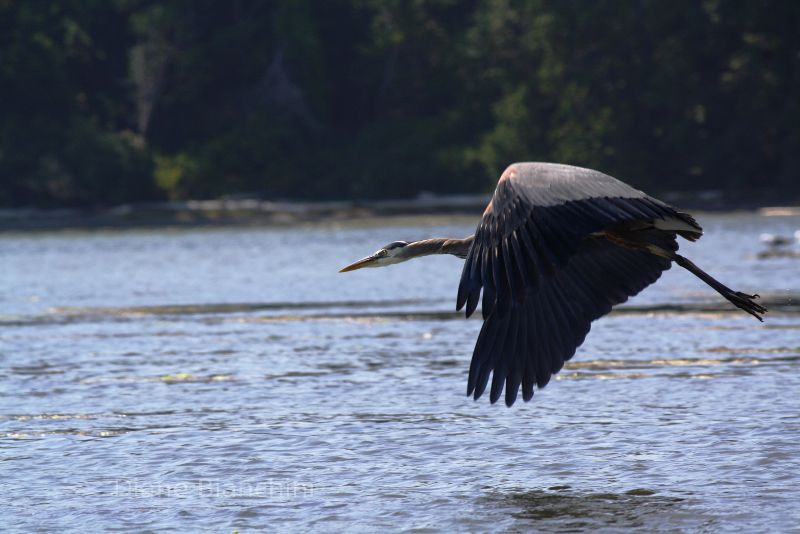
339;253;381;273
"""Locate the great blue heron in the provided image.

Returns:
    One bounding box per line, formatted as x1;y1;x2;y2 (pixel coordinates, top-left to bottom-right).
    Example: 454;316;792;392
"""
340;162;766;406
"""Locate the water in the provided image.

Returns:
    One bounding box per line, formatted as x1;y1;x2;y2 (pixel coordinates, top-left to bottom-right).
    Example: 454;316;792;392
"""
1;213;799;532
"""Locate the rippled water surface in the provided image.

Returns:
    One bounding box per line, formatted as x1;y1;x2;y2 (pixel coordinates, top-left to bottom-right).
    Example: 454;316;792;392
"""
2;213;800;532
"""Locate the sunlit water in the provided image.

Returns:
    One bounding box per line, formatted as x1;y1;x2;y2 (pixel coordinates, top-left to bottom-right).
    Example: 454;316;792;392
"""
1;213;799;532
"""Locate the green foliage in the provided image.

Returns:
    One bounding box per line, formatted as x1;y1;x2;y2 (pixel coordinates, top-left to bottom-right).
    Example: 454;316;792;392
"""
466;86;534;179
0;0;159;206
1;1;799;207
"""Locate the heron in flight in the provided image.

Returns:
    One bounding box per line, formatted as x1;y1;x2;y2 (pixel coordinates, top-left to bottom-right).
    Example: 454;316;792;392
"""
340;163;766;406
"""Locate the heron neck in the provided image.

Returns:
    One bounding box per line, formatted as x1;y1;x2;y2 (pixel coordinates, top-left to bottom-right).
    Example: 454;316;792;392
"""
400;236;474;260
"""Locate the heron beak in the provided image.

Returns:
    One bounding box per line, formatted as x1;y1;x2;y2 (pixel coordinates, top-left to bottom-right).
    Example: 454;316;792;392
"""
339;253;381;273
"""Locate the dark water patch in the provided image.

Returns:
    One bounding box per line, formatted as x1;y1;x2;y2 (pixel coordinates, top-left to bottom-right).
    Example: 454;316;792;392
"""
704;345;800;354
625;489;657;495
351;412;481;424
242;311;463;323
202;303;800;323
292;344;331;353
485;488;699;532
696;322;800;331
757;249;800;260
556;354;800;382
10;363;69;376
0;407;243;441
0;298;438;327
264;370;332;379
54;298;436;316
426;358;462;370
115;410;179;417
762;323;800;330
566;354;800;371
3;295;799;329
614;294;800;315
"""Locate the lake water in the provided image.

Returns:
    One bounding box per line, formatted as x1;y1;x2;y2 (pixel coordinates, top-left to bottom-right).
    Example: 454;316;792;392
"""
1;213;799;532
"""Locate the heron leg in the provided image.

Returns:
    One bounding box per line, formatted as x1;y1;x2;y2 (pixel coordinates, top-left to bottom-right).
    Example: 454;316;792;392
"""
600;227;767;321
645;244;767;321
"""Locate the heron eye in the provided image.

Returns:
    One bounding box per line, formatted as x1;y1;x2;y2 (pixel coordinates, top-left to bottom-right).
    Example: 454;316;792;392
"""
379;249;389;257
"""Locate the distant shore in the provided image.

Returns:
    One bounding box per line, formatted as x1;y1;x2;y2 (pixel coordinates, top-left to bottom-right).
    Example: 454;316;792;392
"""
1;193;799;232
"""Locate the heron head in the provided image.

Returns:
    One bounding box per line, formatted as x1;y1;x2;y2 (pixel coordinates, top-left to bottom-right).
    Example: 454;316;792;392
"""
339;241;410;272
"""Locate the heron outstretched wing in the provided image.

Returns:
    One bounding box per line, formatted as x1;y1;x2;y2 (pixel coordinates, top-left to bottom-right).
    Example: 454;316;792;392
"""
456;163;702;406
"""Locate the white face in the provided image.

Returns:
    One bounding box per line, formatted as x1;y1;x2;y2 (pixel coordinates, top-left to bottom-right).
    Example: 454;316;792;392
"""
339;241;409;272
369;247;406;267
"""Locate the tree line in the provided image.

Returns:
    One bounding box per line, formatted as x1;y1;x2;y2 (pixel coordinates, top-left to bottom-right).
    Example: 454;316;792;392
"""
1;0;798;207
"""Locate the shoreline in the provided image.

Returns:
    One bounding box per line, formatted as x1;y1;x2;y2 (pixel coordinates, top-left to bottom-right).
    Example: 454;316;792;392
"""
1;195;799;232
1;195;487;232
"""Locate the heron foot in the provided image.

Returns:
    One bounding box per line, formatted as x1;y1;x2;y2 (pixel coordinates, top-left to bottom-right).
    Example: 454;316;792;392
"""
726;290;767;321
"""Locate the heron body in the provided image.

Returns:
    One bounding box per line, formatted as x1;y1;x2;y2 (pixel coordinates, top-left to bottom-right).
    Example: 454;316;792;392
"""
340;162;766;406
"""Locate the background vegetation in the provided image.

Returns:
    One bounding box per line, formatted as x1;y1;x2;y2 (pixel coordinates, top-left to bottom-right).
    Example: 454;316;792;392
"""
1;0;798;207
